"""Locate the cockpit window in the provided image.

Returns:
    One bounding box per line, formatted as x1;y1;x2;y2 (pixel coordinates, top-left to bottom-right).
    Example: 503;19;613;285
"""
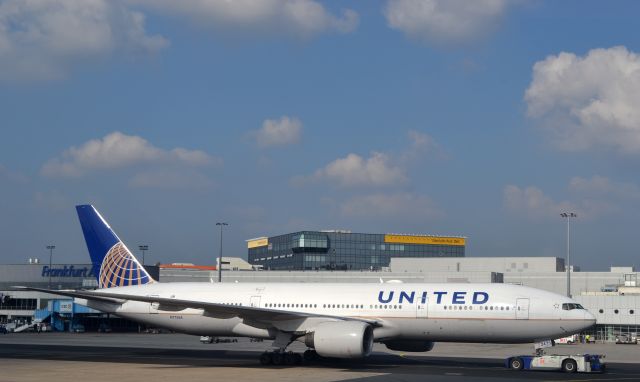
562;303;584;310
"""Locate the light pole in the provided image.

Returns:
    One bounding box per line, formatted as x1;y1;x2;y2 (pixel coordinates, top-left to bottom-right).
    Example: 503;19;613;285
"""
138;245;148;267
46;245;55;288
216;222;228;283
560;212;577;297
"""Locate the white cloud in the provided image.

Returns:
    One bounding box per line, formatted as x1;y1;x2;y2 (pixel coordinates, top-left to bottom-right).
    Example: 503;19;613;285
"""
503;184;616;220
129;0;358;38
171;147;217;166
309;152;407;188
504;185;577;219
41;131;219;177
525;46;640;153
295;130;439;188
384;0;511;44
0;0;168;81
407;130;433;149
401;130;440;162
569;175;640;200
251;116;302;148
340;192;442;220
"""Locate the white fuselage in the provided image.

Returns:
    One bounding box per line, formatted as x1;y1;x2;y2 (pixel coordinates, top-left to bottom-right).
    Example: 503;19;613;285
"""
81;282;595;343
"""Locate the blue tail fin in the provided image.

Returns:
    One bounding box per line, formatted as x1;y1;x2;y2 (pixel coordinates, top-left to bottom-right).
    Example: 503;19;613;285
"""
76;205;155;289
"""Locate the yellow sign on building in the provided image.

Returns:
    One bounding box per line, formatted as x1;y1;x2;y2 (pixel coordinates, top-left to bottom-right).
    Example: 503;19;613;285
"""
247;237;269;249
384;234;465;246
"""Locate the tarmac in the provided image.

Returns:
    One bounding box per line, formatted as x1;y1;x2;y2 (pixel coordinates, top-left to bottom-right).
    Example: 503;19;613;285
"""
0;333;639;382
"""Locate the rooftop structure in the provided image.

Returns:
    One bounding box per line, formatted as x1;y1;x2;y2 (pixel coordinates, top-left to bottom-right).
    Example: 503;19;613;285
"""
248;231;465;271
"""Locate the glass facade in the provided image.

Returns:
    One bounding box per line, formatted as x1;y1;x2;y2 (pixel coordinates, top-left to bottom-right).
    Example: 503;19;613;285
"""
0;298;37;311
248;231;465;271
582;324;640;343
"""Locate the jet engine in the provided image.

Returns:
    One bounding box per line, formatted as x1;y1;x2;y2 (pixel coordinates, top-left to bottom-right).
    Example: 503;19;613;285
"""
304;321;373;358
383;340;435;352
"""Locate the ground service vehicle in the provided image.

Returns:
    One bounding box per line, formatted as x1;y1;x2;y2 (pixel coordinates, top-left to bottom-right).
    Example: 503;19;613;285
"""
507;354;605;373
615;334;637;344
554;334;578;344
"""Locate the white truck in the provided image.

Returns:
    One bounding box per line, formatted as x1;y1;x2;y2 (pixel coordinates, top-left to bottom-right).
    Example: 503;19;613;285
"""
554;334;578;344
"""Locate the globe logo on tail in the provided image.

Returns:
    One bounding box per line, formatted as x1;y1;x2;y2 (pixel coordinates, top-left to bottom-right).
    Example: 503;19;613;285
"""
99;242;154;288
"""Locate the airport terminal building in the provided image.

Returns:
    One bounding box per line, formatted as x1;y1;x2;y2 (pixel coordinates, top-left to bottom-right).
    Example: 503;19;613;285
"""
0;263;158;332
247;231;465;270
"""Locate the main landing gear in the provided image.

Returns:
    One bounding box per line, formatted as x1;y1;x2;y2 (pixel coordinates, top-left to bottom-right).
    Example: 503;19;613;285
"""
259;351;302;366
303;349;319;361
259;350;321;366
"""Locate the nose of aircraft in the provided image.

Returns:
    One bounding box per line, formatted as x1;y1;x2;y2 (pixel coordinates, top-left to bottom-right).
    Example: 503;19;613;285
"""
584;310;596;328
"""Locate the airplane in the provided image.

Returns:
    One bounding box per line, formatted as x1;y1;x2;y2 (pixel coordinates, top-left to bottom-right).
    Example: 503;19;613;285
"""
21;204;596;365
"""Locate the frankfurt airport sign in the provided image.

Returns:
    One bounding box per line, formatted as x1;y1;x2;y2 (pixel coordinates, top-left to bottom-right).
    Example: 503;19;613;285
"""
41;265;95;278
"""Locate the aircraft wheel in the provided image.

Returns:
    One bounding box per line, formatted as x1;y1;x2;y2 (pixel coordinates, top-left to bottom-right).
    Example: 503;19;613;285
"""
510;357;524;371
303;349;318;361
272;352;284;365
294;353;303;365
562;359;577;373
259;352;272;366
284;352;296;365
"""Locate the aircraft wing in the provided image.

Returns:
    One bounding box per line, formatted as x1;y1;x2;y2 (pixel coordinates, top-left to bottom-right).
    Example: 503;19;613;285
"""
13;286;125;304
15;286;382;329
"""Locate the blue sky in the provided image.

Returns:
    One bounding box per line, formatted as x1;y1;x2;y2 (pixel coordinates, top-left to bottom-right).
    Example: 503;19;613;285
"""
1;0;640;270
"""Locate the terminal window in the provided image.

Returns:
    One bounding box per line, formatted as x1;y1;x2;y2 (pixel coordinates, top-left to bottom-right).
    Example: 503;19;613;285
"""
0;298;37;311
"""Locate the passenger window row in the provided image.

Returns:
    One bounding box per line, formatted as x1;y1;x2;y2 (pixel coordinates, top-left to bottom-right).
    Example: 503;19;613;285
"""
444;305;511;311
368;305;403;310
263;303;373;310
324;304;364;309
265;303;318;308
598;308;634;315
219;301;513;313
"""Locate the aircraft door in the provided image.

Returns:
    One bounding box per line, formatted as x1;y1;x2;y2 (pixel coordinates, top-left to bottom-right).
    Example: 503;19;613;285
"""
250;296;261;308
516;298;529;319
416;297;428;319
148;295;159;314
